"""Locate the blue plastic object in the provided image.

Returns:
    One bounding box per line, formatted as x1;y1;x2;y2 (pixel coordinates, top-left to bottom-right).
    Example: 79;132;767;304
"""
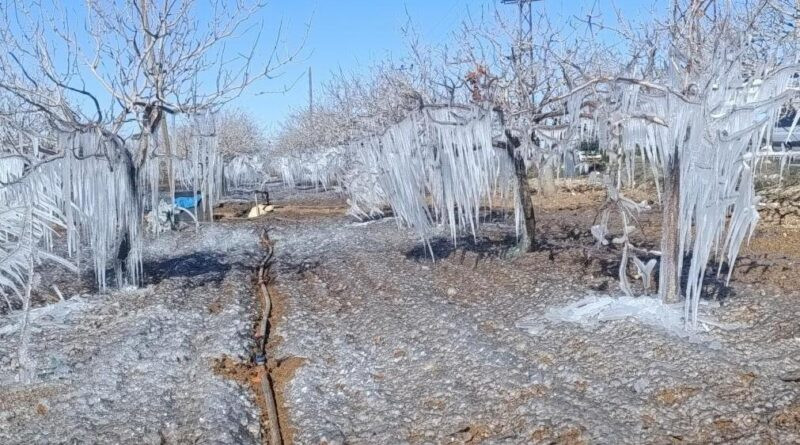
174;195;202;209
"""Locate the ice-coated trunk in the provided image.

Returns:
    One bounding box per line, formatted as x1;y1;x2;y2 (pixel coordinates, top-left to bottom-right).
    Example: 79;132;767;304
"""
494;118;538;252
515;156;537;252
538;159;557;196
161;117;176;202
659;155;681;304
502;128;536;252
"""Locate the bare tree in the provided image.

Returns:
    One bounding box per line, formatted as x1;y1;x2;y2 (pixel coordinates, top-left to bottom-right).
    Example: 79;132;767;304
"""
1;0;303;164
412;5;609;251
214;108;269;160
0;0;303;288
579;0;800;327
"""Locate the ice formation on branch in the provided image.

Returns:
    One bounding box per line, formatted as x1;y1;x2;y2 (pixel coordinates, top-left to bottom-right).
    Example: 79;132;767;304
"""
274;145;350;190
140;114;222;222
224;155;269;191
1;129;142;298
272;106;522;245
0;155;66;306
597;41;798;327
1;115;223;301
352;106;518;245
272;144;391;218
58;131;142;288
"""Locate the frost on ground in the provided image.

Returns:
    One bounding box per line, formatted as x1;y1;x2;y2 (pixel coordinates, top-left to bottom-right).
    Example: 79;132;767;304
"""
0;224;264;444
267;189;800;444
517;295;746;339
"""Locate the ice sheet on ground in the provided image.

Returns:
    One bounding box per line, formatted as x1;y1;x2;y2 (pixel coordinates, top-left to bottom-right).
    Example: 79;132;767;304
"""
517;295;744;337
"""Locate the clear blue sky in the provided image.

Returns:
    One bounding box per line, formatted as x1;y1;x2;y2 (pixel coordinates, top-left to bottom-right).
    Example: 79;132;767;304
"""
217;0;661;132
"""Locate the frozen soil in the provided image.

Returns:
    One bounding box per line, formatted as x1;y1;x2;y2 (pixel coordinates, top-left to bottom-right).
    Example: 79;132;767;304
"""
2;184;798;444
0;223;266;444
265;186;800;444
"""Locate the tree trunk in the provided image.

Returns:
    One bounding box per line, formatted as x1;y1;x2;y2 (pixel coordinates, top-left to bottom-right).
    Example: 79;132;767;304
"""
658;155;681;304
514;157;536;252
538;158;557;196
501;127;536;252
160;117;175;201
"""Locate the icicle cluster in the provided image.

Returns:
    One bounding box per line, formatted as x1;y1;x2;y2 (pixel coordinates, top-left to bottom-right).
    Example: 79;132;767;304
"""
58;131;142;289
273;145;351;190
606;53;797;327
352;107;517;246
0;154;67;306
223;155;269;191
272;106;518;244
178;115;222;220
1;129;142;299
343;141;389;219
139;114;222;222
2;114;223;300
272;143;389;218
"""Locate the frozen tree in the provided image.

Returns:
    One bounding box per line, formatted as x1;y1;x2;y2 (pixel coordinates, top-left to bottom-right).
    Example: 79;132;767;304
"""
382;6;611;250
216;108;270;160
357;105;518;247
590;0;800;326
224;155;269;191
450;5;611;194
0;0;302;382
0;0;301;289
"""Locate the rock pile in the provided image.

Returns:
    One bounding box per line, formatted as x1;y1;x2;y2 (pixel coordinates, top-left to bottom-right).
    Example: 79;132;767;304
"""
758;185;800;226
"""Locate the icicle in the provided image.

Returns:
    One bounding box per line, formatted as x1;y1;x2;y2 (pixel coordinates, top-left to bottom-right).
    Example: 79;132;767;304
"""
597;34;797;328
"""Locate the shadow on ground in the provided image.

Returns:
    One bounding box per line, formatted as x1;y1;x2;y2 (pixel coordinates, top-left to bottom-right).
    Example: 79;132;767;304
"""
405;234;519;264
143;252;232;285
579;249;734;301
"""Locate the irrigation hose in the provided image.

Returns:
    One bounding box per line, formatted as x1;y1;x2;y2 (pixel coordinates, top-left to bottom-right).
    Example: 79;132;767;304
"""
257;228;282;445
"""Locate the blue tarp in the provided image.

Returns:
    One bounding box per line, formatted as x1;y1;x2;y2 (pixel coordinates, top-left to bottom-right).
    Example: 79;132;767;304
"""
174;195;202;209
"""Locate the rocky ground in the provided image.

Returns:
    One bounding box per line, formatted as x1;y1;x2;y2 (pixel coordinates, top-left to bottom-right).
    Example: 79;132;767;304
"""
264;182;800;444
1;182;799;444
0;223;267;444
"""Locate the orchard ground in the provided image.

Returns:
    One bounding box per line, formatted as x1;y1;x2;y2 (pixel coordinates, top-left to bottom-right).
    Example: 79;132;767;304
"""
2;179;800;444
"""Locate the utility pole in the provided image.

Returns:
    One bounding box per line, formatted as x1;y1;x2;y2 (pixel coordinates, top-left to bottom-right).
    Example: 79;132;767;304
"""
501;0;535;59
501;0;541;106
308;67;313;115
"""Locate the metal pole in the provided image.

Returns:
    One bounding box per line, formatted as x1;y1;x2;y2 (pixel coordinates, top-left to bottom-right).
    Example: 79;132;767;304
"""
501;0;540;107
308;67;313;115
